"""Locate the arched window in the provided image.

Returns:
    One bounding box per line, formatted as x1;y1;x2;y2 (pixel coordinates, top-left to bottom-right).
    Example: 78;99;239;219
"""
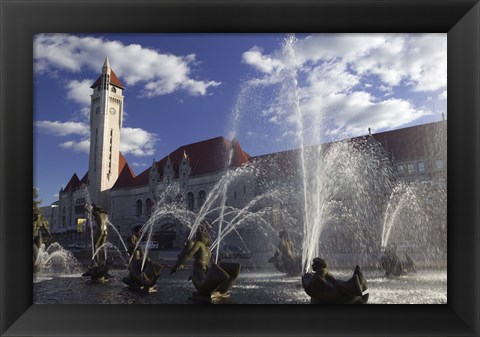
136;199;142;217
198;190;206;207
111;87;117;93
146;198;153;216
187;192;194;210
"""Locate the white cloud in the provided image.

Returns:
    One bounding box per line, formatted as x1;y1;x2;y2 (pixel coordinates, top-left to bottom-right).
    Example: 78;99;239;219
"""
297;33;388;64
60;139;90;153
242;33;445;140
67;79;94;106
36;120;157;157
34;34;221;97
378;85;393;97
35;120;89;136
353;34;447;92
439;90;447;100
120;127;158;157
322;92;431;137
242;46;283;74
132;162;148;167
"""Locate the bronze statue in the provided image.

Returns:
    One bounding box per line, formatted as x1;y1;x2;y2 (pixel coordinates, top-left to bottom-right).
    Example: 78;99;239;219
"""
88;204;108;262
33;211;52;249
302;257;369;304
122;250;163;292
122;226;163;292
33;211;52;268
82;204;112;282
127;226;143;257
268;230;301;276
170;227;240;302
380;243;416;277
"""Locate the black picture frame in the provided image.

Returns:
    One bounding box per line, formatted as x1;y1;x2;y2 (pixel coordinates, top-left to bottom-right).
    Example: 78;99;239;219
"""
1;0;479;336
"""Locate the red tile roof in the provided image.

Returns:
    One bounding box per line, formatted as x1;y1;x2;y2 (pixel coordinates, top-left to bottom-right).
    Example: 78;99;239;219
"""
91;69;125;89
79;172;88;186
252;121;446;175
112;137;251;189
371;121;447;161
252;147;300;180
119;152;127;173
62;122;445;193
112;162;136;189
63;173;80;192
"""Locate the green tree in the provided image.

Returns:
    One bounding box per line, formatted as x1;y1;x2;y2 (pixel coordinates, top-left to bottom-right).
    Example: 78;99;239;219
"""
33;187;41;216
33;187;49;229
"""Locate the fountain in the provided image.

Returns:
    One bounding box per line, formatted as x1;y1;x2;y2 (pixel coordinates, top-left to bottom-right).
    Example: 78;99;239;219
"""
34;242;83;277
133;165;286;299
33;33;447;305
278;35;395;275
171;226;240;303
33;210;83;277
380;180;447;274
121;225;163;292
268;230;302;276
81;203;115;282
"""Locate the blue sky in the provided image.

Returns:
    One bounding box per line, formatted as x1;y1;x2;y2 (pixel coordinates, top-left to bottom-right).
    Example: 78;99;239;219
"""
34;33;447;206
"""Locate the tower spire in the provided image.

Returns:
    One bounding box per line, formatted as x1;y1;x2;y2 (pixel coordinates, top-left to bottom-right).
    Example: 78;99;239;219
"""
102;57;111;74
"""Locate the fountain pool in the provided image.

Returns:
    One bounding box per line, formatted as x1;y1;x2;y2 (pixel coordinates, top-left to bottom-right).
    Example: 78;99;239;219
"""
34;267;446;304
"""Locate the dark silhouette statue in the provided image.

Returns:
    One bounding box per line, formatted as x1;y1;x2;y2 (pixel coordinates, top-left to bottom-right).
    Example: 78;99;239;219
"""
122;250;163;292
302;257;369;304
122;226;163;292
380;243;416;277
127;226;143;257
33;211;52;267
82;204;113;282
170;226;240;302
33;211;52;249
268;230;302;276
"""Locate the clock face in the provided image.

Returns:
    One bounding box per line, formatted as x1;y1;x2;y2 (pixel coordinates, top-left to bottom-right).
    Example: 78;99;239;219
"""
109;107;116;115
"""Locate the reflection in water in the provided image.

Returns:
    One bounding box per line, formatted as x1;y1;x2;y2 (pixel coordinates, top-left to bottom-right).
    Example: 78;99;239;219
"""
34;269;446;304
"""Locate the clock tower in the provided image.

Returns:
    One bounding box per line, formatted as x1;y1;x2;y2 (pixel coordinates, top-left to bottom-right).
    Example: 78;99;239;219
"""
88;57;125;209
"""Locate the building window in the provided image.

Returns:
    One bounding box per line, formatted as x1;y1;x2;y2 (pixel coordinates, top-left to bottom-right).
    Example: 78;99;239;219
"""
187;192;194;210
198;191;206;207
418;161;426;174
234;191;237;200
407;163;415;175
397;164;405;175
111;87;117;93
136;199;142;217
146;198;153;217
435;159;444;170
